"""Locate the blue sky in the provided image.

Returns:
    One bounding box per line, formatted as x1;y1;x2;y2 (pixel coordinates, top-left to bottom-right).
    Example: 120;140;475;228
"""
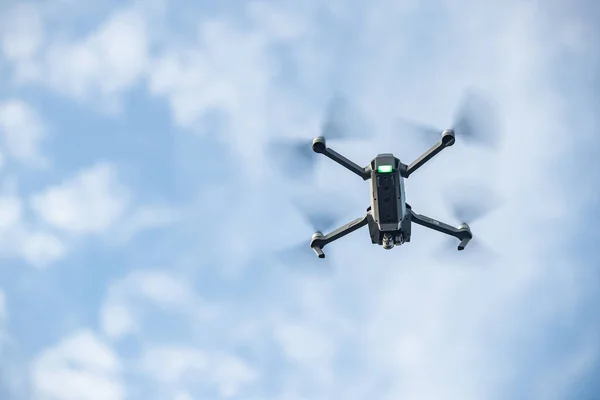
0;0;599;399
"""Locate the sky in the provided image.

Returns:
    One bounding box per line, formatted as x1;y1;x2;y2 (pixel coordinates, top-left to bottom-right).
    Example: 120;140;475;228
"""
0;0;599;399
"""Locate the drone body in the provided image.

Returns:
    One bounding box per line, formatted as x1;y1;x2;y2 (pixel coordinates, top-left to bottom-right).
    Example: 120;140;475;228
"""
309;130;472;258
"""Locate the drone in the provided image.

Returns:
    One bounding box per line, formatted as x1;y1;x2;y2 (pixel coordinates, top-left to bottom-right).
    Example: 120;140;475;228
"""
271;92;498;259
309;130;472;258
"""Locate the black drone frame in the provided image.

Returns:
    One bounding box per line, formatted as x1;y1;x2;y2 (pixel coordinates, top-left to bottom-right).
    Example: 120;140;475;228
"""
309;130;472;258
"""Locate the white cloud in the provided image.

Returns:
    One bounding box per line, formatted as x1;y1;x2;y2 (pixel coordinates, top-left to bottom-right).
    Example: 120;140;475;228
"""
0;4;44;60
0;289;6;357
173;392;193;400
100;271;257;398
30;162;130;236
0;194;22;231
210;353;260;398
247;1;309;41
42;9;148;106
20;231;67;267
110;204;181;245
146;17;307;180
99;304;135;341
0;2;45;80
139;345;208;384
0;99;47;166
100;270;217;340
1;4;149;111
31;329;124;400
138;344;259;398
274;321;336;383
29;162;179;248
134;272;194;306
147;19;272;129
0;191;66;268
0;290;5;321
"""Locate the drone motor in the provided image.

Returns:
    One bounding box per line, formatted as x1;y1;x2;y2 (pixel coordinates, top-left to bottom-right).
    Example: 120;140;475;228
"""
441;129;456;146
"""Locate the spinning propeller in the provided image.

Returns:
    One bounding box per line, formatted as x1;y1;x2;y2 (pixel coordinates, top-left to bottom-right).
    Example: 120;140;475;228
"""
398;90;500;150
272;194;357;270
440;183;501;258
267;95;371;180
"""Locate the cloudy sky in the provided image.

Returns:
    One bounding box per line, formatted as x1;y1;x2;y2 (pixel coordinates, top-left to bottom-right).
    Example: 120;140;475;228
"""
0;0;599;399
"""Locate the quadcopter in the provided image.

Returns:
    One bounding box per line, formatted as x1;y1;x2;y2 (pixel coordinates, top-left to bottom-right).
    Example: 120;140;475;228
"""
308;130;470;258
271;92;498;259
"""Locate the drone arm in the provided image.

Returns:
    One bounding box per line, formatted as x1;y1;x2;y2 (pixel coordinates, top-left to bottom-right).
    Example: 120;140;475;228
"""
310;213;370;258
403;130;455;178
403;141;446;177
324;148;370;180
313;141;370;180
409;209;472;250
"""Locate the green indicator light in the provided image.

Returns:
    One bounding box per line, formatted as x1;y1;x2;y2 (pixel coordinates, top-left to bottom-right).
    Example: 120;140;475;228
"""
377;165;393;173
